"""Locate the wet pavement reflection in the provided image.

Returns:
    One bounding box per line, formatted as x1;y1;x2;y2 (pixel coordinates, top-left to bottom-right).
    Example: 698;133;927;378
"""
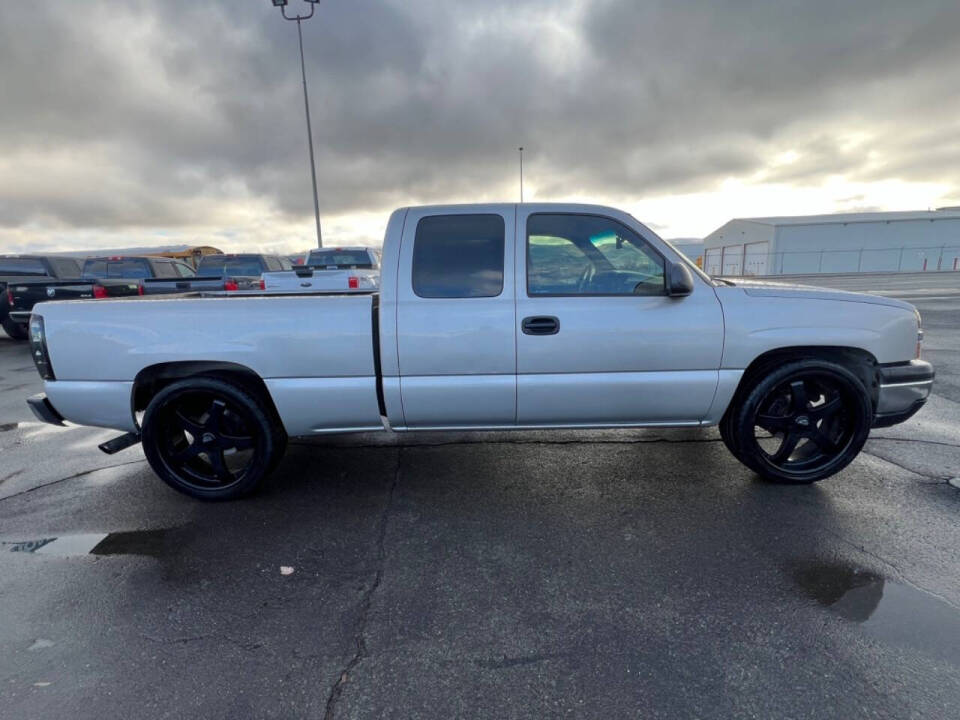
4;529;172;558
792;559;960;665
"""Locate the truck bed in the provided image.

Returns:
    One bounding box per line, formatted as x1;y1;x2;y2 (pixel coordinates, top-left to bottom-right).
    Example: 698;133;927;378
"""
38;292;383;436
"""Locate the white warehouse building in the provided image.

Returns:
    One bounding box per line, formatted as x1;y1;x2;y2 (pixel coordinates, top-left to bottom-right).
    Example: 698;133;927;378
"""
702;209;960;276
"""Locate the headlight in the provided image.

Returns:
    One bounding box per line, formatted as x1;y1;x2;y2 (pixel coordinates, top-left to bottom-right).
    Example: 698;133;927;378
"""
29;315;55;380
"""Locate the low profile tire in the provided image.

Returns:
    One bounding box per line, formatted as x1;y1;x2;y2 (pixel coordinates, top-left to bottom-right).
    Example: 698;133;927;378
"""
2;317;28;341
724;359;873;484
141;377;285;501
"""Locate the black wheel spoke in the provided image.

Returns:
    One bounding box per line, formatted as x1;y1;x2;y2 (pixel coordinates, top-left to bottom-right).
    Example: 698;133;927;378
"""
809;430;840;454
221;433;254;451
207;449;233;482
207;400;226;432
810;396;842;421
771;432;800;463
790;380;809;412
757;413;791;432
174;410;205;436
171;442;202;464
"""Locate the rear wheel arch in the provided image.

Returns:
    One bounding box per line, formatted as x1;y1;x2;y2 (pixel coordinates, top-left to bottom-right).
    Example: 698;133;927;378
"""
132;361;283;428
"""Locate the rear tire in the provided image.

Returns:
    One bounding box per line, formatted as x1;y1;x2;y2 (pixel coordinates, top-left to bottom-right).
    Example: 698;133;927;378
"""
722;359;872;484
2;317;28;341
141;377;285;500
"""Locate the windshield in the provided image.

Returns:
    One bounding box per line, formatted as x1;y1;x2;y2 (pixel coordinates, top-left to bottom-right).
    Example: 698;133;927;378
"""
306;249;375;269
196;256;265;277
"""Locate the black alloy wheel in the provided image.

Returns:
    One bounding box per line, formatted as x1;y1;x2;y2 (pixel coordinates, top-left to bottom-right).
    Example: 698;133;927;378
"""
724;359;872;484
141;378;285;500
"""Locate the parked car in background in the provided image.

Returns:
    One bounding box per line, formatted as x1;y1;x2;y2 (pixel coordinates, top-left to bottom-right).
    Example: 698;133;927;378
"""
81;255;258;295
6;279;143;340
25;203;932;501
1;255;83;339
262;247;381;292
195;253;294;283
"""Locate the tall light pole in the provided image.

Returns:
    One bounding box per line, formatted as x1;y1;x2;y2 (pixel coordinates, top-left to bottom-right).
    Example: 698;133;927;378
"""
270;0;323;247
518;147;524;202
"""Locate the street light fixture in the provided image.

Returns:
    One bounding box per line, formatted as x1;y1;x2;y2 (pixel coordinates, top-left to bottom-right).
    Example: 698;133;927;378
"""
269;0;324;247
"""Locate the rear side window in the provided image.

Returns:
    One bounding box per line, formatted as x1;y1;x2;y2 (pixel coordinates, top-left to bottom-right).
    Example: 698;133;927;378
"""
82;259;152;279
152;261;178;278
0;257;47;276
50;258;82;278
412;215;504;298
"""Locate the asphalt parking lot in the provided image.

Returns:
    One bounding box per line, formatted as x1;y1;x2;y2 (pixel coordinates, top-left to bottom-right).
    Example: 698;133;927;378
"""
1;274;958;719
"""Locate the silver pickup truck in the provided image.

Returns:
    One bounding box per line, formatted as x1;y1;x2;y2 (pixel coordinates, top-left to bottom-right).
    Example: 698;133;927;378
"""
25;203;933;500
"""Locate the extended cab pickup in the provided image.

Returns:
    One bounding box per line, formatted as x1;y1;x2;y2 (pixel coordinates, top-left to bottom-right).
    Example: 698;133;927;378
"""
25;204;933;501
1;255;84;339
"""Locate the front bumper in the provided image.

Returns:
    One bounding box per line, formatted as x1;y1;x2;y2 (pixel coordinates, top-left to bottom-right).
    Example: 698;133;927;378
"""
27;393;66;427
872;360;934;428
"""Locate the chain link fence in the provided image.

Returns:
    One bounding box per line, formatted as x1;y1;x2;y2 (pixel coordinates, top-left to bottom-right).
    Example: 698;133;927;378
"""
702;244;960;277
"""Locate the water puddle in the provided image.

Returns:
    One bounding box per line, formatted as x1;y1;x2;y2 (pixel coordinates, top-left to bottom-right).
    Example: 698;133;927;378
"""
791;560;960;664
4;529;172;558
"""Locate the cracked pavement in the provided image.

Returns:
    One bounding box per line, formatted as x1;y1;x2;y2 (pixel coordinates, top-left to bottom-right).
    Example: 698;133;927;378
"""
1;274;958;719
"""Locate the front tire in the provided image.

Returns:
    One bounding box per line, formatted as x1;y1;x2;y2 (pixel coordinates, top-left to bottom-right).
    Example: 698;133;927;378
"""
723;359;873;484
141;378;285;500
2;317;28;340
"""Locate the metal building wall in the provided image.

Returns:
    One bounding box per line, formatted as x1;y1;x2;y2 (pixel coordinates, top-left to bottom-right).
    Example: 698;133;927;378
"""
774;219;960;273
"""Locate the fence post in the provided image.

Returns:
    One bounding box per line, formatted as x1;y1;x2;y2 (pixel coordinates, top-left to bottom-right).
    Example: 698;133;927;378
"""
857;249;863;272
938;245;945;271
897;247;903;271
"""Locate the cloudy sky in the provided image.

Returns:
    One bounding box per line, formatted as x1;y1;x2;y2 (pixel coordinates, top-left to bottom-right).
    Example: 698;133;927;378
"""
2;0;960;254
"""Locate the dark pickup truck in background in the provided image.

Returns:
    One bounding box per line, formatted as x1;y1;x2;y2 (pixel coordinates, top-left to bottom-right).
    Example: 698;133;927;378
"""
80;255;259;296
1;255;84;339
6;279;143;339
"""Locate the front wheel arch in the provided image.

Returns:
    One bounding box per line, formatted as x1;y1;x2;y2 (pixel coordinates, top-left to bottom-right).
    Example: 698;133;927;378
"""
723;346;880;422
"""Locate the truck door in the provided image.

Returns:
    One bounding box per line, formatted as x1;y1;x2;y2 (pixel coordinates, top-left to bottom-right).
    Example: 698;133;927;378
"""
514;207;723;426
394;207;517;428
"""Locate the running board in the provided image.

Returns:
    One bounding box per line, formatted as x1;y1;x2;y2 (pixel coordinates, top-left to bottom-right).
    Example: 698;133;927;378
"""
98;432;142;455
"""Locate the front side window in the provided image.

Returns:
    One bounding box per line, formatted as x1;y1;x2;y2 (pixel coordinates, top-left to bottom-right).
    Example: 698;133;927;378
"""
173;262;196;278
527;214;665;296
412;214;505;298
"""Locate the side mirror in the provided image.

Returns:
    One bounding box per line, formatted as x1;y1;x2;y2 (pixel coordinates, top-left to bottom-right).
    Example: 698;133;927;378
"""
666;261;694;297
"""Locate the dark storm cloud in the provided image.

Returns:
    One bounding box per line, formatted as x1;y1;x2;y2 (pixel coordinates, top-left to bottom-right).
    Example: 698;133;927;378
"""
2;0;960;234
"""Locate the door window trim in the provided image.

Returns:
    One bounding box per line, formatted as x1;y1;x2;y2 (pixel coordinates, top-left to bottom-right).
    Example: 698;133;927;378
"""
525;212;668;298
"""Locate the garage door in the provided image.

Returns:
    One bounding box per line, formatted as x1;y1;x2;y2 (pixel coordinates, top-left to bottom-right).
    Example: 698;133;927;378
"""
704;248;722;276
721;245;743;276
743;241;769;276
